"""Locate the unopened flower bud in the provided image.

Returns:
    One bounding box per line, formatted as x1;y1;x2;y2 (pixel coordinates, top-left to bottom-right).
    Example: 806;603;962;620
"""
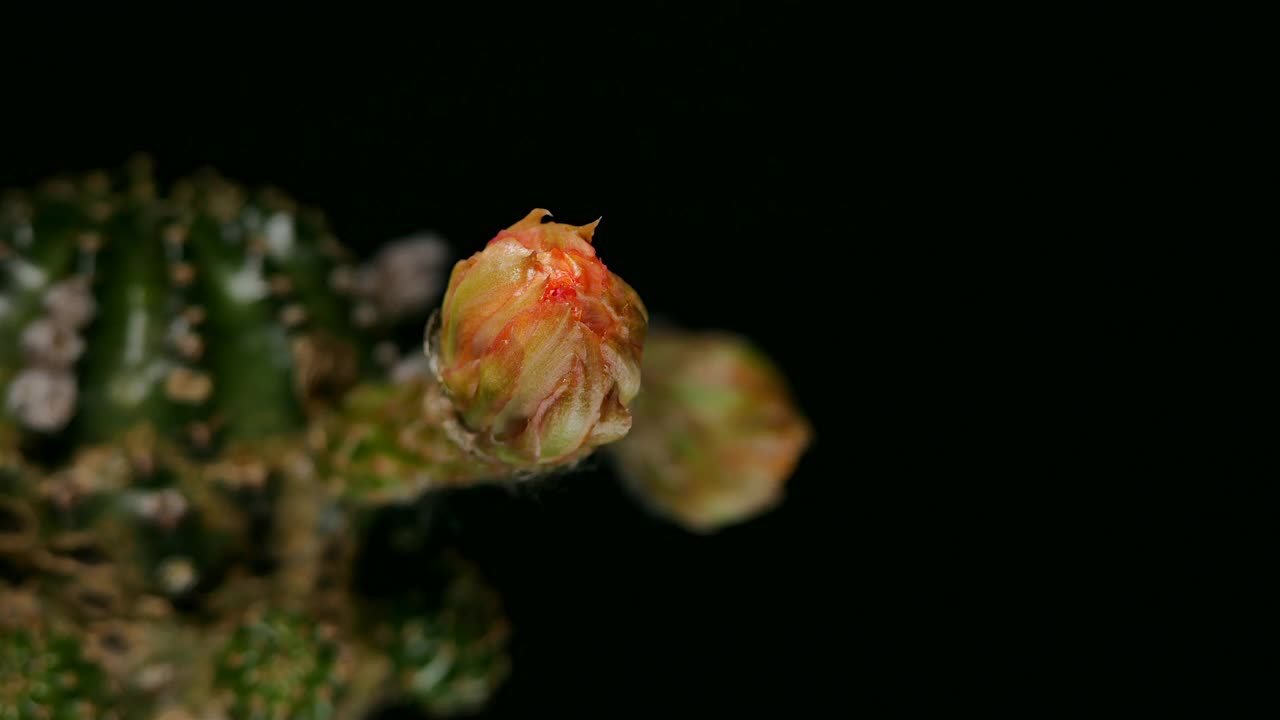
611;329;812;532
432;209;647;468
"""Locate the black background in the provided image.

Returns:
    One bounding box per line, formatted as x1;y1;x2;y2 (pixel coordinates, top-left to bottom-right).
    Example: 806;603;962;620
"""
0;7;1195;717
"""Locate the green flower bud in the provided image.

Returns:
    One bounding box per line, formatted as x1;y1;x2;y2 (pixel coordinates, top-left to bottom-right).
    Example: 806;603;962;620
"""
612;328;812;532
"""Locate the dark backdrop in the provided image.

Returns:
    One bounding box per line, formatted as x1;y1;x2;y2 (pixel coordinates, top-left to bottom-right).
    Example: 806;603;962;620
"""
0;8;1088;717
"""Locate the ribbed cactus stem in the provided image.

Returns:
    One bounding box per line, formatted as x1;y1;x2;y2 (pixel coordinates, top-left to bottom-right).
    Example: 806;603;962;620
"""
177;180;300;443
209;186;367;417
1;161;392;460
74;201;178;444
0;188;86;437
267;447;327;607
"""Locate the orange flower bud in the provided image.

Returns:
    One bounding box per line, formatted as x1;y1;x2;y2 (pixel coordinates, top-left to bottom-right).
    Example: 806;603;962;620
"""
432;210;647;468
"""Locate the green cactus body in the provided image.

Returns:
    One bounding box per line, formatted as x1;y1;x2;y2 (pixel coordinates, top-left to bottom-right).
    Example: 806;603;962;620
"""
1;159;376;452
213;609;353;720
0;160;388;598
377;559;511;716
0;162;544;719
0;625;114;720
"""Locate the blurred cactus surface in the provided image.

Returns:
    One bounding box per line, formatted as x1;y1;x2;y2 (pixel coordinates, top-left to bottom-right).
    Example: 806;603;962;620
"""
1;158;811;718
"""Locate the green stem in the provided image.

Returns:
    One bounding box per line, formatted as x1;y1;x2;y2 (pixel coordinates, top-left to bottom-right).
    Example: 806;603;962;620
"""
73;206;174;444
186;214;303;442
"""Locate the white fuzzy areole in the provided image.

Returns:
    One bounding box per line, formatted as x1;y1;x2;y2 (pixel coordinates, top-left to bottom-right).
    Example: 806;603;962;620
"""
13;224;33;249
6;367;77;432
264;212;295;258
123;286;149;366
109;359;172;407
11;258;45;290
226;253;268;302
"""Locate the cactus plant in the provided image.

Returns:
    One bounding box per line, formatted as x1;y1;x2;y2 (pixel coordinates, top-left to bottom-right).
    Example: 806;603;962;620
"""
1;157;812;718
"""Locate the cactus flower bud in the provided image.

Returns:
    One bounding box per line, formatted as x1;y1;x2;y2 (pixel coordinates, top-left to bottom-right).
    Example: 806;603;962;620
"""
611;328;812;532
431;209;647;468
